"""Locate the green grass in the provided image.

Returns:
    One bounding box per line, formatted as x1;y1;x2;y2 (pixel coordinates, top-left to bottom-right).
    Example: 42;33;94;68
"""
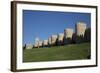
23;43;91;62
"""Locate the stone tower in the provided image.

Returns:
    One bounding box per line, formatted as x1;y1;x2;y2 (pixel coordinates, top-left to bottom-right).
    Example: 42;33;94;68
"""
64;28;73;39
51;35;58;45
48;37;52;45
43;40;48;47
58;33;64;42
76;22;86;36
38;41;43;47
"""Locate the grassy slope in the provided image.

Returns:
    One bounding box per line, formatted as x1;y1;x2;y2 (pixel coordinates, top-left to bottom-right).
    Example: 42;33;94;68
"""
23;43;90;62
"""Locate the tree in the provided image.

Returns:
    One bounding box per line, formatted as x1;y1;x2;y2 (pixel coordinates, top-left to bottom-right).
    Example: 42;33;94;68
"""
75;35;84;44
84;28;91;42
72;33;77;44
63;37;72;45
23;44;26;50
56;38;64;46
72;33;85;44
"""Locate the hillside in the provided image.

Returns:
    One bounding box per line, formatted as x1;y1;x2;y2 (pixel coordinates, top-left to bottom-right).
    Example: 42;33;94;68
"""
23;43;90;62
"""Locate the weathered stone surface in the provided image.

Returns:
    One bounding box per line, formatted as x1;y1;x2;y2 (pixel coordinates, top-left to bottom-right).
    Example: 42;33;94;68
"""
76;22;86;36
64;28;73;39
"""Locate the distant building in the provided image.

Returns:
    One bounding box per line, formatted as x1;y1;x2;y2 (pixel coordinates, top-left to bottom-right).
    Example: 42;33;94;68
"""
43;40;48;47
76;22;86;36
58;33;64;41
51;35;58;45
34;37;39;48
64;28;73;39
57;33;64;45
48;37;52;45
26;44;33;49
34;40;43;48
38;41;43;47
32;21;88;48
34;43;38;48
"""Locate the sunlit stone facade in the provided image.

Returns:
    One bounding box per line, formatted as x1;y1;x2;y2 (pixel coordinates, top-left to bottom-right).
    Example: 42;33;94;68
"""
64;28;73;39
58;33;64;41
43;40;48;46
76;22;86;36
51;35;58;44
38;41;43;47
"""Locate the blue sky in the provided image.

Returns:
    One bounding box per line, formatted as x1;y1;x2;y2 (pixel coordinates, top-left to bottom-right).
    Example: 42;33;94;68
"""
23;10;91;45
